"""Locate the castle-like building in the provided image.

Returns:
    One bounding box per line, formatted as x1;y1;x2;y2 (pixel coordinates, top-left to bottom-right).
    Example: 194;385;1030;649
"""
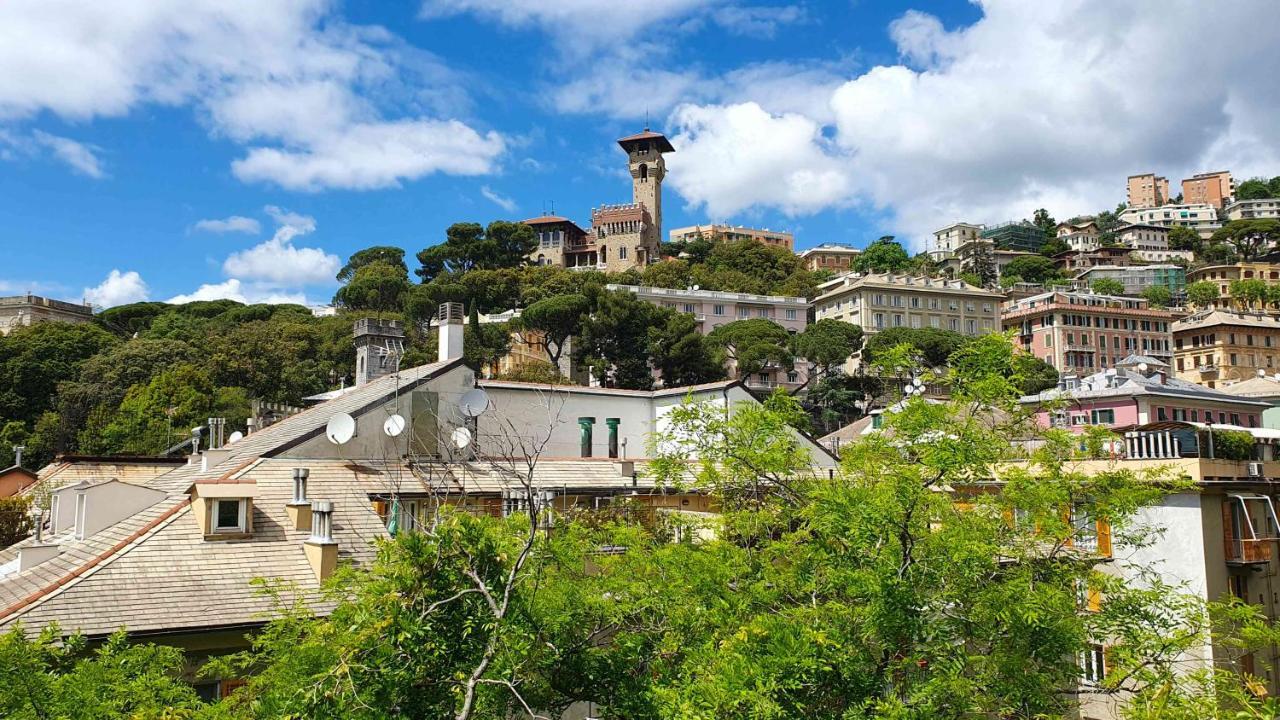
525;129;673;273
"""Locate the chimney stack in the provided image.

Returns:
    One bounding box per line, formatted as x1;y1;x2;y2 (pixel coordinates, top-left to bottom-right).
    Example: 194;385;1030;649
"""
438;302;465;363
12;445;23;468
303;500;338;580
286;468;312;532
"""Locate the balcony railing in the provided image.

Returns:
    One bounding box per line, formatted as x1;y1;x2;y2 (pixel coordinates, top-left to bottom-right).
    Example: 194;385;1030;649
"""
1198;363;1218;373
745;380;779;389
1065;343;1096;352
1226;538;1273;564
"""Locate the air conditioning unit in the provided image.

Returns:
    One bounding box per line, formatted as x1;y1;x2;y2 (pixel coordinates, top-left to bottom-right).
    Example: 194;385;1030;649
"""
1248;462;1264;478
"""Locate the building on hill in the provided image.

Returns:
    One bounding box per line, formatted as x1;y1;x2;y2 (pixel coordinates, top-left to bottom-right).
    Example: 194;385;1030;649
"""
1218;375;1280;429
813;273;1001;339
1112;223;1194;263
797;242;861;272
0;311;837;684
1056;219;1101;252
981;220;1046;252
1182;170;1234;209
1225;198;1280;221
1173;310;1280;388
1187;263;1280;297
668;224;793;251
1072;264;1186;298
522;129;673;272
1127;172;1170;208
928;222;985;262
1119;202;1221;239
607;283;809;391
1001;290;1172;375
0;294;94;335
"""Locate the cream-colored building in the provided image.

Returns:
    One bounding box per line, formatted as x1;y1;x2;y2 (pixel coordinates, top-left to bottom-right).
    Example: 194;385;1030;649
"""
1225;198;1280;221
668;224;793;251
929;222;985;261
1174;310;1280;387
1127;173;1169;208
1119;202;1221;239
797;243;861;272
1182;170;1234;209
1056;220;1101;252
1187;263;1280;298
0;294;94;335
813;273;1001;338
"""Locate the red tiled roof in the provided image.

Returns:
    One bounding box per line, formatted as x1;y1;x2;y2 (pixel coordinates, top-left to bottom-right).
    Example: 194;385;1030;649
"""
617;129;674;153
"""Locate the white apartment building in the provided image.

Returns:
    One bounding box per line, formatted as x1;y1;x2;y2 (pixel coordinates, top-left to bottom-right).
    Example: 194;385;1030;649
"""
1225;198;1280;222
929;222;985;261
1114;223;1194;263
1056;220;1101;252
814;273;1001;337
1120;203;1222;239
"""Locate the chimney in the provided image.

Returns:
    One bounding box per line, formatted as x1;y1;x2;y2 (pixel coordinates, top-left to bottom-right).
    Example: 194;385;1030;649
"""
437;302;465;362
285;468;312;532
303;500;338;581
12;445;23;468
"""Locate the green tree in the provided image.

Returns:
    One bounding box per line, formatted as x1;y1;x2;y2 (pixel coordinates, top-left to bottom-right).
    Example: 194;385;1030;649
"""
1212;219;1280;261
1235;177;1276;201
574;290;658;390
513;294;589;370
1032;207;1057;240
416;220;537;282
1186;280;1221;309
336;245;408;282
1200;242;1240;264
0;495;33;547
853;236;911;274
792;319;864;382
1003;255;1061;285
1167;225;1202;252
1141;284;1172;308
1038;237;1071;257
862;327;968;368
640;259;693;289
97;364;242;455
333;261;412;315
0;322;119;428
647;311;726;388
0;626;206;718
1229;278;1269;310
1091;277;1126;296
707;319;794;380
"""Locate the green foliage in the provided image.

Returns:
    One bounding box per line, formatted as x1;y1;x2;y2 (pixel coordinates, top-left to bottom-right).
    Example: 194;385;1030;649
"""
0;495;33;547
792;319;864;379
1032;207;1057;239
647;310;725;387
862;326;968;368
0;322;119;427
1141;284;1172;308
574;290;659;390
1212;219;1280;261
1166;225;1202;252
513;293;589;368
1003;255;1061;285
95;364;249;455
1234;176;1280;201
706;318;794;378
490;360;567;384
1091;277;1126;296
1211;429;1255;461
336;245;407;282
802;373;880;435
853;236;910;274
0;625;205;719
332;260;411;314
416;220;537;282
1038;237;1071;257
1186;280;1220;308
1229;278;1269;309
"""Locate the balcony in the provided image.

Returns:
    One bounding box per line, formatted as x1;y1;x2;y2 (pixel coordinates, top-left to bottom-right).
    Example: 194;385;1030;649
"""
1064;343;1096;352
745;379;780;390
1226;539;1273;565
1198;363;1218;373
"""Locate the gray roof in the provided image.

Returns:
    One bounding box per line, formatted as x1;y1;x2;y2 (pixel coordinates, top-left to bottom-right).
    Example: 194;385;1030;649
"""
1022;366;1272;408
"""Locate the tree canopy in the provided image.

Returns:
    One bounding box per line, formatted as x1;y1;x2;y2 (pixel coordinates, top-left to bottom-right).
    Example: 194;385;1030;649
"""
1003;255;1061;285
1211;219;1280;261
706;318;794;379
1090;277;1126;296
416;221;538;282
1186;280;1220;308
512;294;590;370
852;236;911;274
792;319;864;380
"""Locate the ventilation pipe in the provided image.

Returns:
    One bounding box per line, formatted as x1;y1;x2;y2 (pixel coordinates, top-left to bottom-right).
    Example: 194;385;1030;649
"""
606;418;620;459
286;468;312;532
304;500;338;581
578;417;596;458
438;302;465;362
12;445;23;468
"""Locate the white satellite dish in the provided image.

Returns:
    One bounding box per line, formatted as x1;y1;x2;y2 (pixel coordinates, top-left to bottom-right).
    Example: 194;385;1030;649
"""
226;431;244;444
325;413;356;445
459;388;490;417
451;427;473;449
383;414;406;437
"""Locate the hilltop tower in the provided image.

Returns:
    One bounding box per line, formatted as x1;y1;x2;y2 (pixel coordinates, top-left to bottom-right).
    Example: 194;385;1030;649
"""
590;129;674;272
353;318;405;386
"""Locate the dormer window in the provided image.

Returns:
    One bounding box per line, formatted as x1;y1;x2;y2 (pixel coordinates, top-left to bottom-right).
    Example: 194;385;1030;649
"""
213;499;247;533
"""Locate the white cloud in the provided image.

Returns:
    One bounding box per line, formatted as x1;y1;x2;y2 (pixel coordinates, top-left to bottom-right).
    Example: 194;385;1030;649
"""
0;1;505;190
710;5;805;39
222;206;337;285
192;215;261;234
480;185;518;212
663;0;1280;250
83;269;148;308
30;130;106;177
165;278;308;306
667;102;853;218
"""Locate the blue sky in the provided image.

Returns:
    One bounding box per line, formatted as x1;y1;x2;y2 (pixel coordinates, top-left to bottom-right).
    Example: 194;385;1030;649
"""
2;1;1277;307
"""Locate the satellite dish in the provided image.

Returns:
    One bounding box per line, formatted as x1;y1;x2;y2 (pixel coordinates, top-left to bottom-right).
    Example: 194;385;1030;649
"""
226;431;244;444
383;414;406;437
1137;362;1149;373
325;413;356;445
459;388;490;418
451;427;473;449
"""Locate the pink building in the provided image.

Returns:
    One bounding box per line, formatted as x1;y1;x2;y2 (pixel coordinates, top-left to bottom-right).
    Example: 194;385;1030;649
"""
1021;356;1269;431
1002;290;1172;376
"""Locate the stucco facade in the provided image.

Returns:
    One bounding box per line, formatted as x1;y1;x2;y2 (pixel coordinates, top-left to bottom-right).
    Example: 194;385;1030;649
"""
1174;310;1280;388
1002;291;1172;375
0;294;94;335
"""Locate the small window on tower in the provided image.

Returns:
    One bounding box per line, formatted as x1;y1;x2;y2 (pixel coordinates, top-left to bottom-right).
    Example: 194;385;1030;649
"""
639;164;648;181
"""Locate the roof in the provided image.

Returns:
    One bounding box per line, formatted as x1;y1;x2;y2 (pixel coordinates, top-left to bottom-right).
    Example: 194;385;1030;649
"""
0;465;37;482
1021;365;1272;408
617;129;674;153
480;378;743;399
23;456;185;503
814;273;1001;303
1174;310;1280;333
1218;376;1280;400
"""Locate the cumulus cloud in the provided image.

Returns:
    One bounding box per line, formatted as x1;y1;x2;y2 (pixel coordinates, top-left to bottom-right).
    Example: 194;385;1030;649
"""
480;185;518;212
0;1;505;189
83;269;148;308
192;215;261;234
663;0;1280;249
166;278;308;306
223;207;337;284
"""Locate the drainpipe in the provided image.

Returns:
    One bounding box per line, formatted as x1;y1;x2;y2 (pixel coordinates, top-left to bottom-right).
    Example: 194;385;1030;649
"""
578;417;595;458
606;418;620;459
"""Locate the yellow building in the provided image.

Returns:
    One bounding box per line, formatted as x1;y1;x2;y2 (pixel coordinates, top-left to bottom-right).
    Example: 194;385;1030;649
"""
1187;263;1280;297
668;223;794;251
1173;310;1280;387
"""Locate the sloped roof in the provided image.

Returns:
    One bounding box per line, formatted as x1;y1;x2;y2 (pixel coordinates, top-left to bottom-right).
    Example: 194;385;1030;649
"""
1021;367;1272;408
617;129;675;153
1218;376;1280;400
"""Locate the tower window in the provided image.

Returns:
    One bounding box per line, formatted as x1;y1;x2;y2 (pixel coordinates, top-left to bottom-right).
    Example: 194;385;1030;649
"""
639;164;648;181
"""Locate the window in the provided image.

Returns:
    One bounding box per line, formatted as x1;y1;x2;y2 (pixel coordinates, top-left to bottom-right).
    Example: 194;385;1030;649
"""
785;308;797;320
786;371;798;383
683;304;695;313
1157;407;1168;421
893;314;904;327
713;304;725;316
757;308;769;318
738;307;750;319
619;246;627;259
1090;409;1115;425
1081;644;1107;684
874;313;885;329
213;499;246;533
